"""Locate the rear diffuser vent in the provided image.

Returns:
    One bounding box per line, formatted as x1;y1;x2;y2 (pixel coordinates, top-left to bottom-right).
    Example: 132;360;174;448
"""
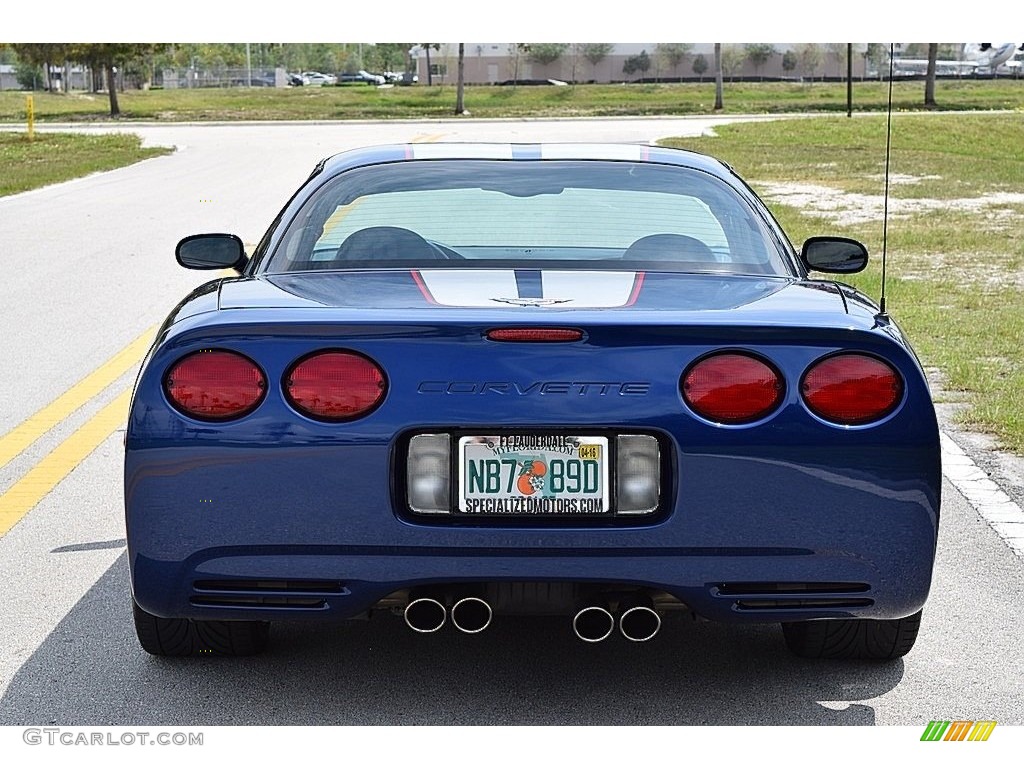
715;582;869;596
733;598;874;611
191;579;346;609
712;582;873;611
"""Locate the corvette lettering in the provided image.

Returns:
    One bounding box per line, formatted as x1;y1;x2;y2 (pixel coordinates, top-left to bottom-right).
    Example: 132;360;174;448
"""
417;381;650;395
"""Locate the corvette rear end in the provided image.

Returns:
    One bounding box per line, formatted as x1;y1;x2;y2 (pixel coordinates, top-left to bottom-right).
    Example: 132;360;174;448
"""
125;144;940;659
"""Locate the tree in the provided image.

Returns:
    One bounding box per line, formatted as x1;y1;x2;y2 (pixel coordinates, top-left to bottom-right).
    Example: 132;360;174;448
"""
745;44;776;81
455;43;466;114
567;43;580;83
655;43;691;80
10;44;70;91
368;43;411;74
925;42;938;107
937;43;962;60
526;43;568;70
580;43;613;82
507;43;529;84
782;50;798;77
714;43;723;109
797;43;822;82
622;50;651;81
720;45;745;82
68;44;167;116
436;44;456;84
15;60;44;90
420;43;440;85
825;43;848;77
692;53;708;82
864;43;887;80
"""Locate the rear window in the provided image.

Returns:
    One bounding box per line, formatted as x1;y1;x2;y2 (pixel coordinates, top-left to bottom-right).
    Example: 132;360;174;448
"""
266;159;791;275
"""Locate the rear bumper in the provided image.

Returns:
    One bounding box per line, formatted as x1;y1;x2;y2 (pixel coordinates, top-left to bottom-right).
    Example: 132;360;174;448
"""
131;543;934;624
126;439;940;624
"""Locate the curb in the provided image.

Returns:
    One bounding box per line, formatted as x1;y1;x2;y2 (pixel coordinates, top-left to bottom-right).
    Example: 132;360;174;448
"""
941;431;1024;560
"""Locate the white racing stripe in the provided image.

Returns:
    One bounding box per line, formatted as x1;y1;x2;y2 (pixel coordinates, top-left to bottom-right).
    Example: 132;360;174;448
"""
409;144;515;159
409;143;646;161
541;271;640;307
418;270;520;307
417;270;641;308
540;144;647;160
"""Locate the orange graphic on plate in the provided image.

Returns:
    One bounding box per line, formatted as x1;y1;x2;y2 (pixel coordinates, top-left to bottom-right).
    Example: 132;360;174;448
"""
517;460;547;496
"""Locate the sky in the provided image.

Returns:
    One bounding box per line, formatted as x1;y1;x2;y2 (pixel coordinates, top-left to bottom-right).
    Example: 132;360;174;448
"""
3;2;1013;43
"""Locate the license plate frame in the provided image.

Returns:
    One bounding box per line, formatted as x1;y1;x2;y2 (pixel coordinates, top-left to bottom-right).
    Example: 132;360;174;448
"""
457;434;610;515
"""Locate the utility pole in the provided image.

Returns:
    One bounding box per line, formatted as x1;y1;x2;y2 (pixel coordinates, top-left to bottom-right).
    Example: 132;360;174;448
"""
714;43;723;110
846;42;853;117
246;42;252;87
455;43;465;114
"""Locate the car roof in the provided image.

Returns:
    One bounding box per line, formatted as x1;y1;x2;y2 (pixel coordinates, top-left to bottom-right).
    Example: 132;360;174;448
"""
318;143;735;181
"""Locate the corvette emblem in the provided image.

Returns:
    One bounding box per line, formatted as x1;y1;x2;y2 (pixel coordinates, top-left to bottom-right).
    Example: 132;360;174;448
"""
492;297;573;307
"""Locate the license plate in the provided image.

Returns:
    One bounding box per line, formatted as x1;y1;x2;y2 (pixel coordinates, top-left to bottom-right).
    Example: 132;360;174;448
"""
458;435;609;515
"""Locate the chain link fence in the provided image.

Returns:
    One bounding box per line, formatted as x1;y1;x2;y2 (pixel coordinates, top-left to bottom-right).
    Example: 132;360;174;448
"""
157;67;288;89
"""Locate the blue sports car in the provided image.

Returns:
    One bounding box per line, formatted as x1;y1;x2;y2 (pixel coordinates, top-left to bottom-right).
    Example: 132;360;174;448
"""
125;143;940;659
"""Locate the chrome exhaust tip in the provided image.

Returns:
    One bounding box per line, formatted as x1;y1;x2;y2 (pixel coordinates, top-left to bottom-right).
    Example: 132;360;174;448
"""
618;594;662;642
572;605;615;643
451;596;493;634
404;596;446;633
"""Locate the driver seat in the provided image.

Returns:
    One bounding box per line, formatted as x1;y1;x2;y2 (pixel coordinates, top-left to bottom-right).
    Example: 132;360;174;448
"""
621;234;717;264
334;226;444;261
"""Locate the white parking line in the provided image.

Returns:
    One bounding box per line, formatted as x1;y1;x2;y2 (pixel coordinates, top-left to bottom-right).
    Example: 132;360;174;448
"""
942;432;1024;559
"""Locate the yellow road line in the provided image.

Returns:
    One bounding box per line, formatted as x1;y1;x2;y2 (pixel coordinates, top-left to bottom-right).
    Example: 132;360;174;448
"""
411;133;446;143
0;388;132;537
0;325;156;472
322;198;366;240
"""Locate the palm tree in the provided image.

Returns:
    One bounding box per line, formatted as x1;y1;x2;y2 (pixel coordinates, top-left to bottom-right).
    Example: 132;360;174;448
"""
420;43;439;85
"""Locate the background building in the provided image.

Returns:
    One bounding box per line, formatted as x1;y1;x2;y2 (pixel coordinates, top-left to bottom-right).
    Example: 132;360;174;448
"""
409;43;873;84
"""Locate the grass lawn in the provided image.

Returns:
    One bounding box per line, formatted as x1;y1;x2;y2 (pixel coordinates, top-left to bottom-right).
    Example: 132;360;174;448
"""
661;114;1024;452
0;132;171;196
0;80;1021;122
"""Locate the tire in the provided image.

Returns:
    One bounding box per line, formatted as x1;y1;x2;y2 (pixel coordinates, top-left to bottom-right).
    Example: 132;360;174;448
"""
781;610;922;660
132;601;270;657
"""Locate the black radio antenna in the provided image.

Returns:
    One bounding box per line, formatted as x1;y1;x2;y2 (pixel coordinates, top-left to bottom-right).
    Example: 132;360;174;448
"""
878;43;895;318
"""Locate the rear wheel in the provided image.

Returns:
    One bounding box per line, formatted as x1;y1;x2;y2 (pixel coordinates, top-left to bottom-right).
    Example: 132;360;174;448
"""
132;601;270;657
781;610;922;660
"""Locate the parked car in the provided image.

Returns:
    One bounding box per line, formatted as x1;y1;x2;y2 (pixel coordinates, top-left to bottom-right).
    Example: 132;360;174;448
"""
339;70;386;85
231;75;276;87
301;71;337;86
383;71;418;85
127;143;940;660
287;72;308;87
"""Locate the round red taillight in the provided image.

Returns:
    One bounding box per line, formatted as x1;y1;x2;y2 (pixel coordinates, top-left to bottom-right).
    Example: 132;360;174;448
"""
681;352;784;424
284;351;387;421
801;353;903;425
165;350;266;420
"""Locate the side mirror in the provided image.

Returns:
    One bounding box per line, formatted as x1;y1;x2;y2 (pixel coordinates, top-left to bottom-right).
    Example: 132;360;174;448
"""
800;237;868;274
176;234;247;271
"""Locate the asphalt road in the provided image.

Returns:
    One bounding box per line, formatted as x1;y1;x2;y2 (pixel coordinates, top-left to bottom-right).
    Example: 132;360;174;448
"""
0;117;1021;726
